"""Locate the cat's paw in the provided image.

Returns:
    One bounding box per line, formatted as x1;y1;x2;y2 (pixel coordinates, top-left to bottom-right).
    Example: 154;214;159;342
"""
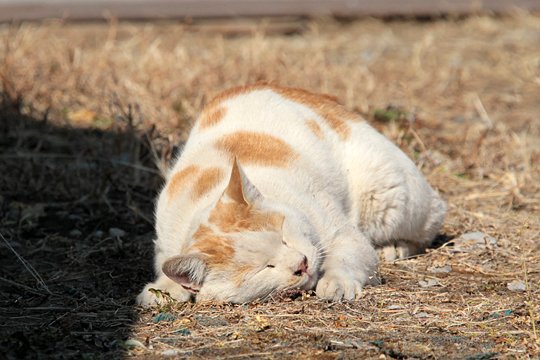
379;242;423;262
136;282;191;307
315;271;363;301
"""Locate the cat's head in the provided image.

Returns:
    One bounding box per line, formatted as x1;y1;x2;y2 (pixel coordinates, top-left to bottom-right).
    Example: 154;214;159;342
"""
161;160;321;303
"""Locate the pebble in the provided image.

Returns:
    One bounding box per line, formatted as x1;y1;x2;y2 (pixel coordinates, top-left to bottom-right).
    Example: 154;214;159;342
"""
161;349;180;357
69;229;82;237
457;231;497;245
172;328;191;336
153;312;176;323
419;279;440;288
67;214;82;221
451;231;497;253
507;280;526;292
429;265;453;273
387;305;402;310
109;227;126;238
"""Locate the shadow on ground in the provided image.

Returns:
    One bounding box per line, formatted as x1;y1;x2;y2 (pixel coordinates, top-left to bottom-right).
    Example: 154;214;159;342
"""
0;94;162;359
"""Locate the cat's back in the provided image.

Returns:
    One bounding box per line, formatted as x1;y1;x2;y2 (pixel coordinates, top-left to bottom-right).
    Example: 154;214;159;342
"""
176;84;365;168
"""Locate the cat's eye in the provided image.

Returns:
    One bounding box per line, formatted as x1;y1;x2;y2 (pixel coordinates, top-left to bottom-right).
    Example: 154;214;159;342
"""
266;264;275;268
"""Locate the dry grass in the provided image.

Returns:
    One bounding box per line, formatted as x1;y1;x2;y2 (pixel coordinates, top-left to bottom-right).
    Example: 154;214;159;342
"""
1;14;539;359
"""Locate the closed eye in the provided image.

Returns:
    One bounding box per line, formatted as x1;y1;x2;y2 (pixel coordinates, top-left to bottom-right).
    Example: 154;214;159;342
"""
266;264;275;268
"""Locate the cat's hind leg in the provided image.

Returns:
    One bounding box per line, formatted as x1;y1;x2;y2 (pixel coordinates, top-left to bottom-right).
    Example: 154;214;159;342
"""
379;241;423;262
352;170;446;261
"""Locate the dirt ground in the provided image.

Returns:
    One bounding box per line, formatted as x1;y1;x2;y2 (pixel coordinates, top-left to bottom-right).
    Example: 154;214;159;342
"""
1;14;539;359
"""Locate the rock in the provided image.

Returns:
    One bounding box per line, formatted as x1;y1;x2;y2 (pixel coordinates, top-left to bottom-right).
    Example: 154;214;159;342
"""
452;231;497;252
94;230;104;238
67;214;82;221
489;309;513;318
387;305;402;310
325;339;378;351
414;312;430;318
69;229;82;237
109;227;126;238
429;265;453;274
458;231;496;245
161;349;180;357
507;280;526;292
153;312;176;323
172;328;191;336
419;279;440;288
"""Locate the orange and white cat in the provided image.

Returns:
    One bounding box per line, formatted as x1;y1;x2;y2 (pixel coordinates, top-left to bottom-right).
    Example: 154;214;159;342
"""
137;84;446;305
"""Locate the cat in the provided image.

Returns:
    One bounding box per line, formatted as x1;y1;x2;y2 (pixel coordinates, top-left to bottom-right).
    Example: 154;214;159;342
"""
137;84;446;305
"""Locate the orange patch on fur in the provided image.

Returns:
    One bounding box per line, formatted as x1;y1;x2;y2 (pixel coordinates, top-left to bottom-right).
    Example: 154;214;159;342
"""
204;83;360;140
192;167;225;200
305;119;324;139
167;165;199;200
215;131;297;167
193;225;234;265
206;84;268;109
199;106;227;129
273;86;356;140
209;200;284;233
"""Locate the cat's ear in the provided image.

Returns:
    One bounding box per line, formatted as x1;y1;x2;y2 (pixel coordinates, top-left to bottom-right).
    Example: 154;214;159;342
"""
162;255;207;293
225;158;263;205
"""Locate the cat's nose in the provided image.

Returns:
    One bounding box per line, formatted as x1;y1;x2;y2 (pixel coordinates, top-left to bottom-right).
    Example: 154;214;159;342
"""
293;255;308;276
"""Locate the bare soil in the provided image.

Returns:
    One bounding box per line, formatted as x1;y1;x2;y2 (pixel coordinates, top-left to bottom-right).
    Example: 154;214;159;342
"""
1;15;539;359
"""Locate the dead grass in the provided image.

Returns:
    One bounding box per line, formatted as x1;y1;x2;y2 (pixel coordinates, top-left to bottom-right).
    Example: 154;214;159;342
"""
0;14;539;359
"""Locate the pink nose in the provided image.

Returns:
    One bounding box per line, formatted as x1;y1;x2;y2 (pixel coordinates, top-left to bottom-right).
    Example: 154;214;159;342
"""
293;256;308;276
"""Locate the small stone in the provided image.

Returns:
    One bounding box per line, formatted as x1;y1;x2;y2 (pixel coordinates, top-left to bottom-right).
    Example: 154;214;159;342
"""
489;309;513;318
161;349;180;357
325;340;361;350
94;230;104;238
387;305;402;310
153;312;176;323
429;265;453;274
415;312;430;318
172;328;191;336
69;229;82;237
457;231;497;246
507;280;526;292
109;227;126;238
419;279;440;288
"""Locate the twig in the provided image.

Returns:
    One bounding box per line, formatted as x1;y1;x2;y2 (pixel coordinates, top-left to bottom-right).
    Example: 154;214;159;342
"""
0;232;52;294
473;93;494;130
0;275;47;296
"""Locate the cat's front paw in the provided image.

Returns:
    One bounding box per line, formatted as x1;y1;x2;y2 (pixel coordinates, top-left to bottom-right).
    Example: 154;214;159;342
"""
136;282;191;307
315;271;363;301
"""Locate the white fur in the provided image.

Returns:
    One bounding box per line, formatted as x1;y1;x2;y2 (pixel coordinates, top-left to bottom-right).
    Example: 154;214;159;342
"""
137;87;446;305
